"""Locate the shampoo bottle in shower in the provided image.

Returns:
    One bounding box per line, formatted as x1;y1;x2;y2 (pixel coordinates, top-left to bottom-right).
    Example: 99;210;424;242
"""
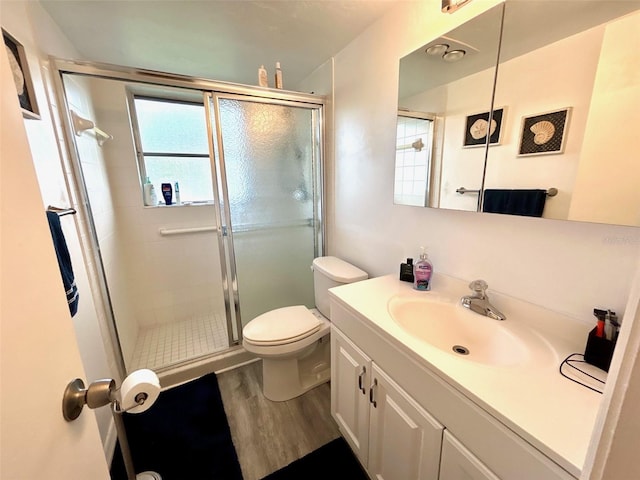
161;183;173;205
174;181;181;205
275;62;283;89
258;65;268;87
413;247;433;291
143;177;157;206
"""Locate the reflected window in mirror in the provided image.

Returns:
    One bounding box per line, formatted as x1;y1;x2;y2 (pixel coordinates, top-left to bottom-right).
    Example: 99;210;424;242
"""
394;112;435;207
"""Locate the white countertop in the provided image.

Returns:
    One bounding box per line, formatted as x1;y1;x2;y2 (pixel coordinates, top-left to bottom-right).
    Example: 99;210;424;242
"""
329;273;603;478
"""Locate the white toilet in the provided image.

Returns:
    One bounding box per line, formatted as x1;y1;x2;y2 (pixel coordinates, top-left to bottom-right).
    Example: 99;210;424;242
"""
242;256;368;401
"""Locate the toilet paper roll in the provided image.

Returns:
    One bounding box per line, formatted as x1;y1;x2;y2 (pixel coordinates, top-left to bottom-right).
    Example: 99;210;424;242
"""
119;369;161;414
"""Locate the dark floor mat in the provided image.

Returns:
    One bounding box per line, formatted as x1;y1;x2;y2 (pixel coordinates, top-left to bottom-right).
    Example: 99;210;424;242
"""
261;437;368;480
110;372;242;480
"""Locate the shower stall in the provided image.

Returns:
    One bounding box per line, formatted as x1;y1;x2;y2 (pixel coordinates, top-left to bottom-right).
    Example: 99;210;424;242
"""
52;59;324;379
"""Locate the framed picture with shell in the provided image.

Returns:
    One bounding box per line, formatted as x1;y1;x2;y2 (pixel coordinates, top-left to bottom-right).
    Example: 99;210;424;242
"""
518;108;571;156
463;107;505;148
2;28;40;120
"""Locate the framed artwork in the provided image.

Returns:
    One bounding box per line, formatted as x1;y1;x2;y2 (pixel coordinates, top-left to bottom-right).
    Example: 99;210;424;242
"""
518;107;571;156
2;28;40;119
463;107;505;148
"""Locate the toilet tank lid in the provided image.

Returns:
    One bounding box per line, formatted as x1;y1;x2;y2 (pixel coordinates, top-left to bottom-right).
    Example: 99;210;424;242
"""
312;256;368;283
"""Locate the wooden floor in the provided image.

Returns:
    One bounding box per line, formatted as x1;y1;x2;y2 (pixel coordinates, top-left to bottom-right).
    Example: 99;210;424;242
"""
217;360;341;480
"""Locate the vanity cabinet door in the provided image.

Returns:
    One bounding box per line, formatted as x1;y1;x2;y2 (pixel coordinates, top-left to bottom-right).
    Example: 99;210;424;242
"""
440;431;500;480
368;363;444;480
331;326;372;466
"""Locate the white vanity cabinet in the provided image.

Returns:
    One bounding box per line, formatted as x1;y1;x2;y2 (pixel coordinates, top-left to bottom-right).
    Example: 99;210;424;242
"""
440;431;500;480
331;326;372;464
329;293;577;480
331;326;444;480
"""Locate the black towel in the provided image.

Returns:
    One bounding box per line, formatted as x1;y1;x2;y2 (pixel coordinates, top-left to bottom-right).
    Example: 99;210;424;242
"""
46;211;79;316
482;189;547;217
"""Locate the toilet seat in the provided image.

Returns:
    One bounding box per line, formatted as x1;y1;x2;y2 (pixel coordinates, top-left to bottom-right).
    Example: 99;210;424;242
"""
243;305;320;346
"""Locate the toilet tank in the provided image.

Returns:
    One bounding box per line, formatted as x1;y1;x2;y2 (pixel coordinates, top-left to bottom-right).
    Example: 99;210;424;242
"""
312;256;368;318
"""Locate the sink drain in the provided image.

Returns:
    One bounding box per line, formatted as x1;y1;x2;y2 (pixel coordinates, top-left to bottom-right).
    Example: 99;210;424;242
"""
452;345;470;355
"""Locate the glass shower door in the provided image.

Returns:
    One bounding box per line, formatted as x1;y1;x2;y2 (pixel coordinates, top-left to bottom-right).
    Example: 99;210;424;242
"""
58;75;235;374
209;94;323;328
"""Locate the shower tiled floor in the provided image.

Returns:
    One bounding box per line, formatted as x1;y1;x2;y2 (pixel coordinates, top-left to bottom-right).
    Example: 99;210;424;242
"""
130;313;229;371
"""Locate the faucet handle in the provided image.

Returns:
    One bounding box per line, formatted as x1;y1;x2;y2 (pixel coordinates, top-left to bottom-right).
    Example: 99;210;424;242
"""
468;280;488;296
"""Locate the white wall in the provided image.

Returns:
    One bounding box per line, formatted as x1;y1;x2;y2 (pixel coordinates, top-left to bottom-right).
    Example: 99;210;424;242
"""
2;0;118;457
298;58;335;249
569;12;640;225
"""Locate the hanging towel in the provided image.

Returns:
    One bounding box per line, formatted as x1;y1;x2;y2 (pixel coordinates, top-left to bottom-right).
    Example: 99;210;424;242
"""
46;211;79;316
482;189;547;217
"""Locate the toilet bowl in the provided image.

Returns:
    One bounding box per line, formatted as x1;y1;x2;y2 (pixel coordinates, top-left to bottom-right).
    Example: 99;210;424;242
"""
242;256;368;401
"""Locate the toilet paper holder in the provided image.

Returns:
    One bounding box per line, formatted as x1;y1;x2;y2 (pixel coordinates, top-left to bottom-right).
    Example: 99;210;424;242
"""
62;377;149;421
62;376;161;480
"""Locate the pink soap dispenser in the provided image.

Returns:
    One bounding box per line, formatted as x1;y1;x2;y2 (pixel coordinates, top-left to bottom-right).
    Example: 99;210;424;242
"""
413;247;433;291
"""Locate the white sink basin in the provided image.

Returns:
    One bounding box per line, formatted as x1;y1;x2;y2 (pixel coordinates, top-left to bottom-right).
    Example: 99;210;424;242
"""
387;295;532;366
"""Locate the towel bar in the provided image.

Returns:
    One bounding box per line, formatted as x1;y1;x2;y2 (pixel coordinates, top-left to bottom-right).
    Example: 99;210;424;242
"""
456;187;558;196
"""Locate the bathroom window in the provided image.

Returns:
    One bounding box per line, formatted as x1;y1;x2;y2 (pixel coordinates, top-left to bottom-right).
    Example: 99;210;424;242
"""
131;96;214;204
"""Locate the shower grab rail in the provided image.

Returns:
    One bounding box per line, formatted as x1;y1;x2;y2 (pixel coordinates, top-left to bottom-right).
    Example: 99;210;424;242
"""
158;218;313;237
232;218;313;234
159;226;218;236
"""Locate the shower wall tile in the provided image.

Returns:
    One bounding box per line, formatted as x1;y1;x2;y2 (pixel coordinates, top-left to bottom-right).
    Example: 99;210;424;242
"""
111;186;142;207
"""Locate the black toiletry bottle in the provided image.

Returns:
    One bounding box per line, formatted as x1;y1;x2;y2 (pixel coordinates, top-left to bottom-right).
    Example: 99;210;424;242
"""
400;258;414;283
161;183;173;205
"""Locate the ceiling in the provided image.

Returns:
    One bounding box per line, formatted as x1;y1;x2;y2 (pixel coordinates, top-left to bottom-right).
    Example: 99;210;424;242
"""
39;0;399;89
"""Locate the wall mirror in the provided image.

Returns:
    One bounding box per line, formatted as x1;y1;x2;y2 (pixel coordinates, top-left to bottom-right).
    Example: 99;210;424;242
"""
396;4;503;209
396;1;640;227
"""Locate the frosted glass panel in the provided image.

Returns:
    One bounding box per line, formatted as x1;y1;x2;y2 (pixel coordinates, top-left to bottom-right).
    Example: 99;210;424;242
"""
219;100;314;226
135;98;209;154
216;98;319;324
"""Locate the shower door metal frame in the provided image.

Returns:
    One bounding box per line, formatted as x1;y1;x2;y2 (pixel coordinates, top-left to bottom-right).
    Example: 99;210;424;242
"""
206;92;326;334
49;57;326;377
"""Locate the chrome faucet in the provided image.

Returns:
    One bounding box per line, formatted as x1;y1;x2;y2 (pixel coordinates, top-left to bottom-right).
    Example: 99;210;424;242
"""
461;280;506;321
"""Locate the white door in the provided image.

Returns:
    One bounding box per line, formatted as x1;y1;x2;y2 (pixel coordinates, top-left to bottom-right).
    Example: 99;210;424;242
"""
368;364;444;480
331;326;371;465
0;49;109;478
439;431;500;480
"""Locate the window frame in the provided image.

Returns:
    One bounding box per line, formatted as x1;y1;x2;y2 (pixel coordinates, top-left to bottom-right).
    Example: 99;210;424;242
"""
126;90;213;205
